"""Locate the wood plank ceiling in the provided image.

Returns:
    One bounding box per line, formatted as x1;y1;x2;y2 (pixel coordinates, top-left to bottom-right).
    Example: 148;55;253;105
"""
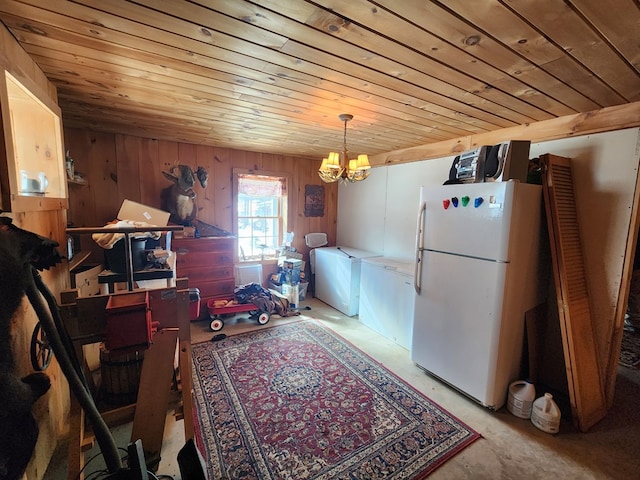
0;0;638;160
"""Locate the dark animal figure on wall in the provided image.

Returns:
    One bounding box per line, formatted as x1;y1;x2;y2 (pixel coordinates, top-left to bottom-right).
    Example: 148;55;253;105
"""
160;164;209;225
0;216;63;480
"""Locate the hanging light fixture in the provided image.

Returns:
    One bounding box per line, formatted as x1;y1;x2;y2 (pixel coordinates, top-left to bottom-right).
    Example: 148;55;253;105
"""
318;114;371;183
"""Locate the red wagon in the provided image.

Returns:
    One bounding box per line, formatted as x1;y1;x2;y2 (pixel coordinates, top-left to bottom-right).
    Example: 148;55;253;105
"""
206;298;271;331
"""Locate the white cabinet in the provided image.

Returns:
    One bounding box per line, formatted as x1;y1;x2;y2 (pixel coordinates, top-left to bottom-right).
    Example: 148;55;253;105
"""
314;246;380;316
359;257;414;349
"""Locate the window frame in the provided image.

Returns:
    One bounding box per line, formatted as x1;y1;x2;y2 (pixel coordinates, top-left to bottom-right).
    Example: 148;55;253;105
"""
232;168;291;263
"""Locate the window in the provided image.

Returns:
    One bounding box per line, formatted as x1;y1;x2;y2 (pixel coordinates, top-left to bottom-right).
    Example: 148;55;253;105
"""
235;172;288;261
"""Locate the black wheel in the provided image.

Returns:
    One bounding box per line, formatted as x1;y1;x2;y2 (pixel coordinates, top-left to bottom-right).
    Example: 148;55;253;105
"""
257;312;270;325
30;322;53;371
210;316;224;331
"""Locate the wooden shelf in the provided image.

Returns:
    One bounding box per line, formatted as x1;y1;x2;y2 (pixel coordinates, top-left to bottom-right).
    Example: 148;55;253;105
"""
67;177;88;186
68;249;92;271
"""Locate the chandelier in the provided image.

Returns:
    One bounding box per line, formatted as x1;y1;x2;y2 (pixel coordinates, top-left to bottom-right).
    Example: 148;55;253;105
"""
318;114;371;183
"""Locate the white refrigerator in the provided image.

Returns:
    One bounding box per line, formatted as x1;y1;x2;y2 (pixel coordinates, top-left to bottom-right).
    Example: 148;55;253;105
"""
411;181;543;410
315;246;380;316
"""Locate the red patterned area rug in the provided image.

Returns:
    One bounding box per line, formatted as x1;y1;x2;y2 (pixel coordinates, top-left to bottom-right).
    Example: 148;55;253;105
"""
191;320;480;479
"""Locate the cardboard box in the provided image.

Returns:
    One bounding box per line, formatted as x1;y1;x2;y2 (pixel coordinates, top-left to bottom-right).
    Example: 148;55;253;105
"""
278;257;305;271
117;199;170;226
71;263;103;297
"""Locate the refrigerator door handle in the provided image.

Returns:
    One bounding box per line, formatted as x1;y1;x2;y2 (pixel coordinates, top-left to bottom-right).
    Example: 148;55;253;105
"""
414;201;426;294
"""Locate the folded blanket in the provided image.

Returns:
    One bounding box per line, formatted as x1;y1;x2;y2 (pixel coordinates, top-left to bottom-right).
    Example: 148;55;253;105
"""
92;220;161;249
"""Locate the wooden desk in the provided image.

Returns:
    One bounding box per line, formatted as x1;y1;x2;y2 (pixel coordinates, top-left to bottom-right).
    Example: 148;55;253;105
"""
60;279;193;479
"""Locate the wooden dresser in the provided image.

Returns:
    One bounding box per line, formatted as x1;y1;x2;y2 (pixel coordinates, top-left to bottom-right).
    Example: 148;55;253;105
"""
172;235;236;315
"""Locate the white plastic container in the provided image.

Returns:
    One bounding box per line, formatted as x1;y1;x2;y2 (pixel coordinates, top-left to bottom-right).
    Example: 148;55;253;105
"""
531;393;561;434
282;283;299;309
507;379;536;419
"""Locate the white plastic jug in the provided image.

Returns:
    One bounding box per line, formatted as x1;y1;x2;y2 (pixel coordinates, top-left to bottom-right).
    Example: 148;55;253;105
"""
507;379;536;419
531;393;561;434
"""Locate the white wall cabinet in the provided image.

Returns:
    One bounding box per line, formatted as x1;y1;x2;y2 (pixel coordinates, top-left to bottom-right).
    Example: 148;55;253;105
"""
359;257;415;350
0;69;68;212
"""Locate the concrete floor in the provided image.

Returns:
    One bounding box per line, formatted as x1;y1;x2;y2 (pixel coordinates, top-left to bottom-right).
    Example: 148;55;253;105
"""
45;297;640;479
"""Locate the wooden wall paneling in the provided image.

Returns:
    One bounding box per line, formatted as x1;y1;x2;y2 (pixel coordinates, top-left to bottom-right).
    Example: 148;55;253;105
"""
295;158;311;261
303;158;325;232
325;178;338;246
289;154;303;251
195;143;214;223
238;150;264;171
64;127;341;283
64;128;93;227
304;159;330;229
115;134;142;208
137;137;161;208
155;139;180;211
88;131;119;226
210;147;233;232
177;141;197;167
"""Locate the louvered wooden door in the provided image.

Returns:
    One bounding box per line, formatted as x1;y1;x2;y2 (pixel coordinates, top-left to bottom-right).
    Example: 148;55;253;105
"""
541;153;607;431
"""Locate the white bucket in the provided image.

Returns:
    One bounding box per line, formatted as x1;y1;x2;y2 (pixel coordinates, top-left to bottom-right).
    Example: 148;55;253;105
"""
507;379;536;419
531;393;561;434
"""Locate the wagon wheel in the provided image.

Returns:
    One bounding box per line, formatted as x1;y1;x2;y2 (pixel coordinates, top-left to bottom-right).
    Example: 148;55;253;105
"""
210;316;225;332
257;312;271;326
30;322;53;371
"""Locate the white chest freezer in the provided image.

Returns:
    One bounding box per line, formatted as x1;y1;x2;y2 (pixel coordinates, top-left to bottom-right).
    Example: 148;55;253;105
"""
359;257;415;349
314;246;380;316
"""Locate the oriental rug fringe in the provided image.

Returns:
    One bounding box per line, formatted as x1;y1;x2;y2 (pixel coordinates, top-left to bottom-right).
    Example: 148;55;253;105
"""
191;320;480;479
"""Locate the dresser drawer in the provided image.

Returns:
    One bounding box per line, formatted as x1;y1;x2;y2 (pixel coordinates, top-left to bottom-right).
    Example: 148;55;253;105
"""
173;237;234;255
197;279;236;299
178;265;233;283
175;251;233;270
